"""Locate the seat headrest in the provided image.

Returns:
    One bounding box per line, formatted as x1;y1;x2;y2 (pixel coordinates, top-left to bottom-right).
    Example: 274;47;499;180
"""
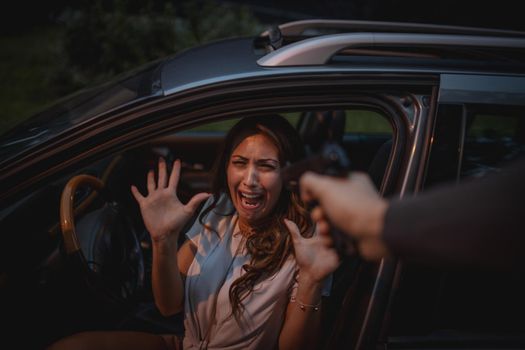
299;110;346;154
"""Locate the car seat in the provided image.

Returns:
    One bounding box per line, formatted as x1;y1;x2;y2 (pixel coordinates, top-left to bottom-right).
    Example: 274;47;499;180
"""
298;110;346;156
368;139;393;190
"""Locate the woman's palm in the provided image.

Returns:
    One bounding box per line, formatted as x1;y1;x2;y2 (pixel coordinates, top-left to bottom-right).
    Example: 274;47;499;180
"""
131;159;210;242
284;219;339;283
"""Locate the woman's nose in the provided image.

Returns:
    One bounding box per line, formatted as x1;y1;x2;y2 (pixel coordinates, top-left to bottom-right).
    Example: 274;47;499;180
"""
243;165;259;186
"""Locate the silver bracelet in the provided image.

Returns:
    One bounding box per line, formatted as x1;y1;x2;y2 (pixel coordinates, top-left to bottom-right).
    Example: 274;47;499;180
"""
290;295;321;312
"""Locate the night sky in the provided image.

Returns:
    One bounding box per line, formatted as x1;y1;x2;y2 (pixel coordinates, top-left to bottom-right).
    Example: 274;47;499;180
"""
2;0;524;33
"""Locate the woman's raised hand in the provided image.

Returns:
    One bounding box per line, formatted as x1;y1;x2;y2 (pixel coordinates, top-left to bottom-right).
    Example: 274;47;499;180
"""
284;219;339;284
131;158;211;243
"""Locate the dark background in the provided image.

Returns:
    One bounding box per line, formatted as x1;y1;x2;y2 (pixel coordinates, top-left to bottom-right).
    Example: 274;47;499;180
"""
3;0;524;33
221;0;525;31
1;0;523;134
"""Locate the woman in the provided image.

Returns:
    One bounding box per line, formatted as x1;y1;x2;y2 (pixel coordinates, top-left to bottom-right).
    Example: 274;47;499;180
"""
49;115;339;350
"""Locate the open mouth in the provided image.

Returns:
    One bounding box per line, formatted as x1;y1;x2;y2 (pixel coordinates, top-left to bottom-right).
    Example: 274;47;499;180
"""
239;191;264;210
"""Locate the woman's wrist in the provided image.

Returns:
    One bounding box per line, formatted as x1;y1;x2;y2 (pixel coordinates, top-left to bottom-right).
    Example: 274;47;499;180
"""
293;274;324;312
296;273;325;303
297;273;325;288
151;233;179;255
151;226;182;243
151;232;174;243
290;295;321;312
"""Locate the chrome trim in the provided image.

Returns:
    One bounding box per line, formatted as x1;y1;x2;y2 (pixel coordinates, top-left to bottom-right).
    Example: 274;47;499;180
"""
399;94;427;196
457;106;467;184
257;33;525;67
261;19;525;37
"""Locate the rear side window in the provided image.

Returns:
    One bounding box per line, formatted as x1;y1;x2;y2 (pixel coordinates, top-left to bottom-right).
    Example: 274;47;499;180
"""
461;106;525;178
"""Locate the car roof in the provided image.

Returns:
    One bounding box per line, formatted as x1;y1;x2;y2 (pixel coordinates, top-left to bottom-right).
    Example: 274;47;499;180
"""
257;20;525;70
160;19;525;93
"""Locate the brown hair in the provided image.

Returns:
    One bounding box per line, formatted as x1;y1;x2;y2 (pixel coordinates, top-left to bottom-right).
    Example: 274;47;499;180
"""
198;115;312;319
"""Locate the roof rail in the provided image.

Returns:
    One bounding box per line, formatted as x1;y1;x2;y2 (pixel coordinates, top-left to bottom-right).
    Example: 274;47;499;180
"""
262;19;525;38
257;32;525;67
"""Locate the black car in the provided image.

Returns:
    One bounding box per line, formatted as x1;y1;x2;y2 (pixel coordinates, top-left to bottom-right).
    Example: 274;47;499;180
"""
1;19;525;349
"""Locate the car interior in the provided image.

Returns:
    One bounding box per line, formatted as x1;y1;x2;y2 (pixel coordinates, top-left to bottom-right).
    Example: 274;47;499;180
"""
0;108;394;348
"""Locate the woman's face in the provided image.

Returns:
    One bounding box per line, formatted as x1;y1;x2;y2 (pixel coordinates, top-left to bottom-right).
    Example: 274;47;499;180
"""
227;133;283;224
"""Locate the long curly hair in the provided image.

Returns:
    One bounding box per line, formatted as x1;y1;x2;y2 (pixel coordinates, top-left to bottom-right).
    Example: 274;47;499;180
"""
198;115;313;319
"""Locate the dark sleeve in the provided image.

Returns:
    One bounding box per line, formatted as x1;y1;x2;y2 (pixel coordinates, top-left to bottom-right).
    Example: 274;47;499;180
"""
383;157;525;271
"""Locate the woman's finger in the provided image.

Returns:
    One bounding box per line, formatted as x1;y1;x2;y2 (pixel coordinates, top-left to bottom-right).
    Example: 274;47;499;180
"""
147;170;156;193
157;157;167;188
185;192;211;215
130;185;144;204
168;159;181;190
284;219;302;243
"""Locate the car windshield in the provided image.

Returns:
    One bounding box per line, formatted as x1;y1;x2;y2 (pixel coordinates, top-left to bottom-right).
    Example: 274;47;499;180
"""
0;61;163;163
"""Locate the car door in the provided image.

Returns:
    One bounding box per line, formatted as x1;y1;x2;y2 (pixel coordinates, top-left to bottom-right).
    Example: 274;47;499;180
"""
0;71;437;349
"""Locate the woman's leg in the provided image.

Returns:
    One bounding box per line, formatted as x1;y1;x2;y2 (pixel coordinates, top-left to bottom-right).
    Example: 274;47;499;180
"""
47;331;173;350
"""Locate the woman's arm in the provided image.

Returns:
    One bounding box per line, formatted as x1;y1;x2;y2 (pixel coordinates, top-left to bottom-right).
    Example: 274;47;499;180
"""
278;275;324;350
131;158;209;316
279;220;339;350
151;238;197;315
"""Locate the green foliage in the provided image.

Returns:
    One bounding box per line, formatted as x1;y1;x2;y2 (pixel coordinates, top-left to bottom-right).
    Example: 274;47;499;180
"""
0;0;263;134
467;114;519;138
345;110;392;134
57;0;263;89
0;27;66;133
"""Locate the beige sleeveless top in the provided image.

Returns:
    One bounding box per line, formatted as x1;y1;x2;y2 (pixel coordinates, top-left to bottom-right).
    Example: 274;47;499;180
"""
182;194;298;350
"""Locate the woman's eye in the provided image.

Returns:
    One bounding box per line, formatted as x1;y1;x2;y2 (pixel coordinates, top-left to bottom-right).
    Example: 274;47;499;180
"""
260;163;277;170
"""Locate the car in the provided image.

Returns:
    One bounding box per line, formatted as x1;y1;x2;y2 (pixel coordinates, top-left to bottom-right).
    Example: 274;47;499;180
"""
1;19;525;349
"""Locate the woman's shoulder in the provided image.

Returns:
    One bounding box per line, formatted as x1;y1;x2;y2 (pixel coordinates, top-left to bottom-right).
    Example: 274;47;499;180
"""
186;193;236;242
213;192;235;214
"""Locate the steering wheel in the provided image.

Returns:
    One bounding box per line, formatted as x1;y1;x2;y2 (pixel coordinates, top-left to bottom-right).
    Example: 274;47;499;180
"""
60;174;145;307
